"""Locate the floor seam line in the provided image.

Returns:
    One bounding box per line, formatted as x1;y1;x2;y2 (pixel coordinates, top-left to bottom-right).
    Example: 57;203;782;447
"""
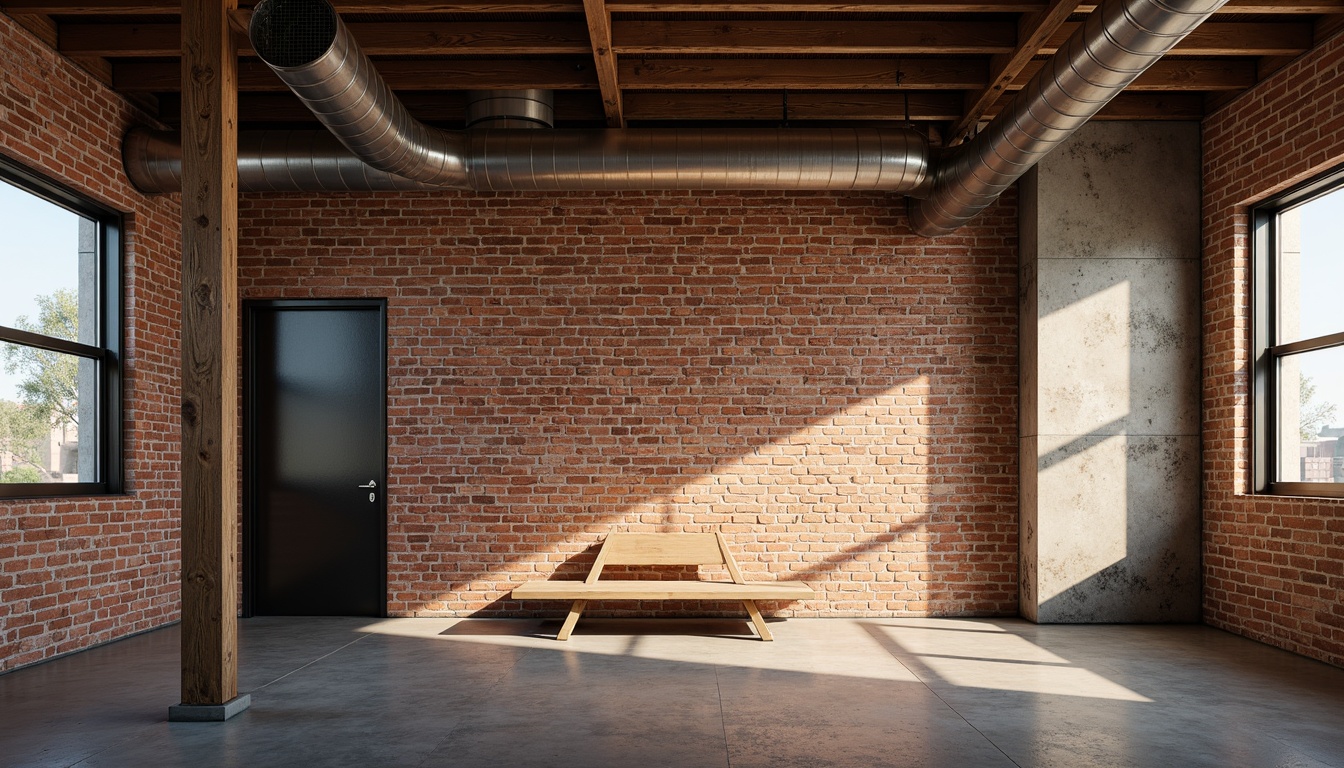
867;624;1024;768
716;666;733;768
248;632;374;693
926;688;1024;768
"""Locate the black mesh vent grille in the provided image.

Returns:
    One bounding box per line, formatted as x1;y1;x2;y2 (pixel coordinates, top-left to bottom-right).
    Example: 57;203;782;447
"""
250;0;338;69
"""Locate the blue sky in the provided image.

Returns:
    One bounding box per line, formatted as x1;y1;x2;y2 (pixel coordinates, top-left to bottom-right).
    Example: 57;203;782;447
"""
0;179;80;401
1292;190;1344;434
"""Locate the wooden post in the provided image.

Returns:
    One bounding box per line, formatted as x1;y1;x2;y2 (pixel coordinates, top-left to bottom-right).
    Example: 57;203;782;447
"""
170;0;247;721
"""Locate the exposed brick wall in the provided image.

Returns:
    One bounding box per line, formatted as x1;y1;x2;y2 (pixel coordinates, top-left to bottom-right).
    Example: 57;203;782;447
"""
238;191;1019;618
1203;31;1344;667
0;15;182;672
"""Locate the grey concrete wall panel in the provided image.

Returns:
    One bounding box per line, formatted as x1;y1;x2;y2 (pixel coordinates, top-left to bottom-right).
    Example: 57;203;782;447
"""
1020;121;1201;623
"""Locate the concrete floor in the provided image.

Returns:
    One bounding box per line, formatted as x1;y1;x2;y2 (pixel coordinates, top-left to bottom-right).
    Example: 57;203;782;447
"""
2;617;1342;768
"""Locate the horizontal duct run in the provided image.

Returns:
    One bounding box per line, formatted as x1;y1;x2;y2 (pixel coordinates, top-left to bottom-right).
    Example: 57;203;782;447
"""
125;129;435;193
124;126;932;195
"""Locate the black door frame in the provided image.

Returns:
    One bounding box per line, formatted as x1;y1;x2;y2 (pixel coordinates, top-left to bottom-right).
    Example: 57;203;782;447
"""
241;298;389;618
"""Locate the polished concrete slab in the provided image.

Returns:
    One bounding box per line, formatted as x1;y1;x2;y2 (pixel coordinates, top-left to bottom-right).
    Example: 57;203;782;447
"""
2;617;1342;768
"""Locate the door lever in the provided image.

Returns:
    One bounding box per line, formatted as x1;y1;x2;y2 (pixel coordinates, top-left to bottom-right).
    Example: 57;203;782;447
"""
357;480;377;489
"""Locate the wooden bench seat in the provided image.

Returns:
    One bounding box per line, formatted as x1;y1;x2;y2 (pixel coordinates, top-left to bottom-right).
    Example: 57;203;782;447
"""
511;532;813;641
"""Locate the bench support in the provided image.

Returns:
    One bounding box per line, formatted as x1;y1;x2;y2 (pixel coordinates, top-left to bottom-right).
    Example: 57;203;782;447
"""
742;600;773;641
557;600;586;641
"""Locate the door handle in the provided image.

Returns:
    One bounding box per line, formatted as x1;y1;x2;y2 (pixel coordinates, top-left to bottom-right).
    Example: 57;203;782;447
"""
358;480;377;489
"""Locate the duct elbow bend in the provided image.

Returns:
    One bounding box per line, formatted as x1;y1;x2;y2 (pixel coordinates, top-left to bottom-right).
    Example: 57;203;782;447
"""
250;0;470;188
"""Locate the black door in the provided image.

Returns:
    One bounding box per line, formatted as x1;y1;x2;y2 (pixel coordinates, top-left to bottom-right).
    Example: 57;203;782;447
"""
244;300;386;616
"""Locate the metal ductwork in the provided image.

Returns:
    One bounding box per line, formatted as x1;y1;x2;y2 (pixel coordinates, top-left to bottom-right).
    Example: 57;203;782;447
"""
124;122;930;194
124;128;437;193
909;0;1229;237
466;90;555;131
124;0;1227;234
124;0;929;195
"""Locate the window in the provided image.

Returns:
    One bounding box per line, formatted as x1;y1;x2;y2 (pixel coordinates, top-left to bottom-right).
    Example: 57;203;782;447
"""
0;158;121;497
1252;169;1344;497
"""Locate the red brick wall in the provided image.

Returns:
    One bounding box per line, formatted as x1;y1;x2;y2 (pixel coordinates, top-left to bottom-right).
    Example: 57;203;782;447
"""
238;191;1019;618
0;16;182;671
1203;32;1344;667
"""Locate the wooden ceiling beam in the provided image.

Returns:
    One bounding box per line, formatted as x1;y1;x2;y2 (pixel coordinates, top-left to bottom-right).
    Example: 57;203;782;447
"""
624;91;962;121
609;0;1046;10
158;90;605;124
582;0;624;126
1093;92;1204;119
0;0;584;11
67;19;1311;60
628;0;1344;11
0;0;171;11
613;20;1016;56
1011;57;1257;90
1044;20;1313;56
59;21;590;57
611;0;1344;10
619;58;987;90
947;0;1081;146
1174;22;1313;56
1128;60;1259;90
114;57;598;90
6;0;1341;13
325;0;581;8
1086;0;1344;11
111;57;1255;96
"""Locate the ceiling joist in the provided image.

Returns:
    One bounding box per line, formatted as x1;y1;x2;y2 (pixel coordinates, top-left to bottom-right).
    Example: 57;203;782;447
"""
582;0;625;127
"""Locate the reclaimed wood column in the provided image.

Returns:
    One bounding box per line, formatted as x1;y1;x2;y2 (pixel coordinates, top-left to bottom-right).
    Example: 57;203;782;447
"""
175;0;243;717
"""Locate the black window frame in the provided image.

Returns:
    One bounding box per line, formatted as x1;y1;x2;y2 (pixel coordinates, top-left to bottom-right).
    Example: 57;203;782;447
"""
0;156;122;499
1251;165;1344;499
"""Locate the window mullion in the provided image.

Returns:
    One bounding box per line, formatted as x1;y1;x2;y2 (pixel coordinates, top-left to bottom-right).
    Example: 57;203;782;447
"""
1271;330;1344;357
0;325;103;359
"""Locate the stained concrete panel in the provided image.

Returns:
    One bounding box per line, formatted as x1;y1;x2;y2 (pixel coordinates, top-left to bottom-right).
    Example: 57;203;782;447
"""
1034;122;1200;262
1020;121;1201;624
1035;258;1201;436
1033;433;1201;622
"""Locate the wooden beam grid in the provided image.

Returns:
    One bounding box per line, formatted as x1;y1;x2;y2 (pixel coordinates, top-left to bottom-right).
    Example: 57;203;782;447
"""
15;0;1339;134
68;17;1313;67
8;0;1344;13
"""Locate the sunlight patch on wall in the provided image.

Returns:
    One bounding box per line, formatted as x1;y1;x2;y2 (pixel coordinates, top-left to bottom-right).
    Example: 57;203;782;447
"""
432;377;938;604
1035;432;1129;603
1039;280;1131;434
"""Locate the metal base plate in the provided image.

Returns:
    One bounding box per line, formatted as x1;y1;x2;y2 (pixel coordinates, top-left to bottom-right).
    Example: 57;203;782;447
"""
168;694;251;722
